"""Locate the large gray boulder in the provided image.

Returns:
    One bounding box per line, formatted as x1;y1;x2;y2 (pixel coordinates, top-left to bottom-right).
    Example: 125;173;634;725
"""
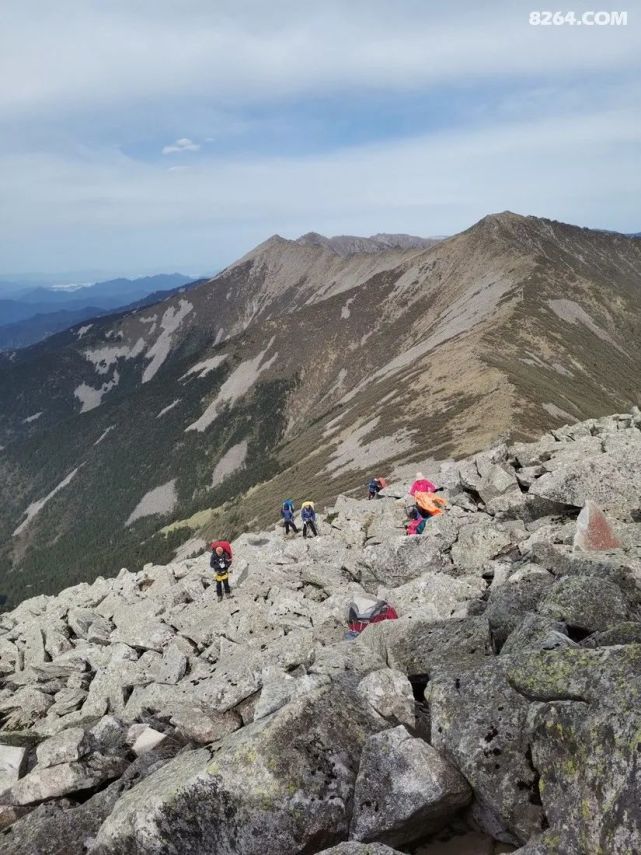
581;621;641;648
360;616;493;677
428;657;543;845
376;570;485;622
350;726;471;847
486;570;554;648
91;684;383;855
500;614;573;655
359;536;453;590
450;523;515;574
538;575;630;633
356;669;415;729
507;645;641;854
477;463;521;506
527;448;641;517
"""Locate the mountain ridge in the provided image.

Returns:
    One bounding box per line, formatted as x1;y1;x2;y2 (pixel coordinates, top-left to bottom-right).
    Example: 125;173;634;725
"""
0;211;640;607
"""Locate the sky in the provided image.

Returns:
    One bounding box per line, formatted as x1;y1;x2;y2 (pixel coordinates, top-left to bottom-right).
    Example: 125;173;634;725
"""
0;0;640;278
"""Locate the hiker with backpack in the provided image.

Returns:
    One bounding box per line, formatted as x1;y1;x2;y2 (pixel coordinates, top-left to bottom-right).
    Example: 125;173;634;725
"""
281;499;299;535
409;471;437;496
405;507;427;536
368;477;383;500
210;541;233;602
301;501;318;538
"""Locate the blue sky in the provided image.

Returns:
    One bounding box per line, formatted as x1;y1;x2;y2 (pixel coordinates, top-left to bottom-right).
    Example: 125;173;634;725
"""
0;0;639;277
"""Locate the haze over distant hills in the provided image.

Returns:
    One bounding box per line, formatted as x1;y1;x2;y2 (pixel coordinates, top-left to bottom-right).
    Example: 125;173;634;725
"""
0;273;194;350
1;214;640;608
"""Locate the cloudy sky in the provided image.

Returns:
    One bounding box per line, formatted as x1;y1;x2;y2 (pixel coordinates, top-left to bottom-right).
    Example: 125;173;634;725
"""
1;0;639;277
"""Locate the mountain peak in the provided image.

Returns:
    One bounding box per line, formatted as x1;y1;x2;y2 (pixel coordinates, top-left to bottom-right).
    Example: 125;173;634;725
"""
294;232;440;256
475;211;529;228
295;231;329;247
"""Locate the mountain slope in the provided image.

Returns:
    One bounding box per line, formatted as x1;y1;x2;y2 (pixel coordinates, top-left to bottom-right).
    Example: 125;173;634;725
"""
1;213;640;606
0;306;105;350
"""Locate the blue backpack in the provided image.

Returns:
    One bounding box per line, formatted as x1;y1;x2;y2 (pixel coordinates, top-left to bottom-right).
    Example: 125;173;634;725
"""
282;499;294;513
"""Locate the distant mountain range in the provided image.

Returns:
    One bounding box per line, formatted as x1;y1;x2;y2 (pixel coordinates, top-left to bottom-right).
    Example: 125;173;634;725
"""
0;274;194;350
1;217;640;608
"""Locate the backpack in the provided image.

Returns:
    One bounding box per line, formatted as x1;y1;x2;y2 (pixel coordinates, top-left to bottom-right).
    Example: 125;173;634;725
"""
415;491;448;517
301;501;315;511
282;499;294;513
210;540;232;560
406;517;427;536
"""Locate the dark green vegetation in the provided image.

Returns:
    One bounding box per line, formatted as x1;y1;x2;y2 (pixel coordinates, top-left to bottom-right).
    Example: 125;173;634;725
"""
1;214;640;608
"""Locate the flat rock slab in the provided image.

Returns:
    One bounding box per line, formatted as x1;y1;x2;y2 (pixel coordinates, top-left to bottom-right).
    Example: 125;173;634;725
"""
0;745;27;795
4;754;128;806
36;727;88;768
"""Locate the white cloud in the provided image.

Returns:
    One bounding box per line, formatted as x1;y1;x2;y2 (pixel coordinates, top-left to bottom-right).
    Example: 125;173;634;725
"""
162;138;200;155
0;0;638;271
0;1;638;119
0;99;639;273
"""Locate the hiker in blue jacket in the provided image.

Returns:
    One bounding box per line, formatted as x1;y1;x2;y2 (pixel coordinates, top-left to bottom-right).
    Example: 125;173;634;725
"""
281;499;298;535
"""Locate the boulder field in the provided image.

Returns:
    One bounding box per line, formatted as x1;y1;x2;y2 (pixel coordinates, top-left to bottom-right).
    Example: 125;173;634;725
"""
2;410;641;854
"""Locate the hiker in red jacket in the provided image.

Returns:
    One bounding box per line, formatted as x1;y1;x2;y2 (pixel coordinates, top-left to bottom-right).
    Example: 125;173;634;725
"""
210;541;233;602
409;471;437;496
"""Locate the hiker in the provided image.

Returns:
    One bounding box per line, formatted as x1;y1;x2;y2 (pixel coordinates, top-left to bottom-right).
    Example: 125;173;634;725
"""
301;501;318;538
409;471;437;496
405;506;427;536
368;478;382;500
281;499;299;535
210;541;233;602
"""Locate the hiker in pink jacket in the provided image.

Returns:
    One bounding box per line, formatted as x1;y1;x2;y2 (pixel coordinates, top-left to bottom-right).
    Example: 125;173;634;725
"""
409;471;437;496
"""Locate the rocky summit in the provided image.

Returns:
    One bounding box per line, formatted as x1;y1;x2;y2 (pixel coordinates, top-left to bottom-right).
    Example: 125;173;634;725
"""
1;410;641;853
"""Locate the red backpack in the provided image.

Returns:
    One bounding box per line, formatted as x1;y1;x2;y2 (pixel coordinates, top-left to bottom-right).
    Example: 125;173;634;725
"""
210;540;232;559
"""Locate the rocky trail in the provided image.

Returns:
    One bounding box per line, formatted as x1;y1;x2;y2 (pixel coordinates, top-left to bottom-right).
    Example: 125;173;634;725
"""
2;410;641;853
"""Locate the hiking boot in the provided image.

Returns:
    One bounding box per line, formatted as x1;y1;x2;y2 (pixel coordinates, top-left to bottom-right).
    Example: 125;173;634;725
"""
217;594;223;603
226;591;233;599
